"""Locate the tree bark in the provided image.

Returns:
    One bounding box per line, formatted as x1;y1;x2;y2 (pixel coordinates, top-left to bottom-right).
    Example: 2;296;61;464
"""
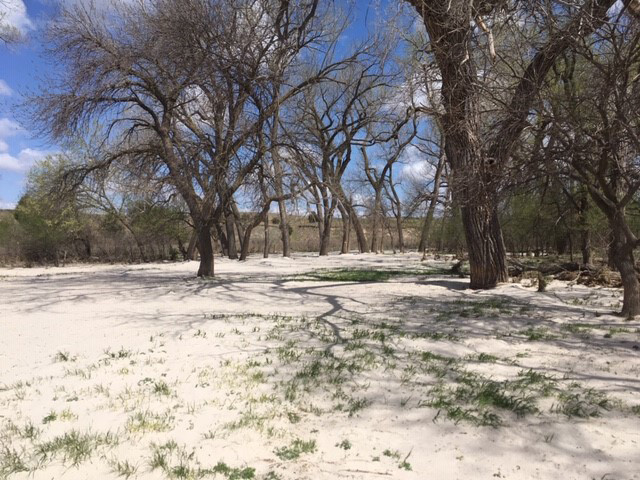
319;215;333;256
407;0;618;288
185;231;198;260
610;212;640;317
196;225;214;277
460;200;509;289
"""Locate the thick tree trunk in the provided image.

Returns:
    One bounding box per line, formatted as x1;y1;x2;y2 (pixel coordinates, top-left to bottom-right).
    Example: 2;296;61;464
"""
196;225;214;277
613;245;640;318
610;214;640;318
460;201;509;289
319;216;333;256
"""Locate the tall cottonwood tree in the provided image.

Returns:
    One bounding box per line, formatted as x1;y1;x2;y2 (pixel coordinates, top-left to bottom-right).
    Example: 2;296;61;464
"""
404;0;628;288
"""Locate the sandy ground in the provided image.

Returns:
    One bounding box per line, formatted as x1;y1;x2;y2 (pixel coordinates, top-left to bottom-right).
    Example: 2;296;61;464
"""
1;253;639;480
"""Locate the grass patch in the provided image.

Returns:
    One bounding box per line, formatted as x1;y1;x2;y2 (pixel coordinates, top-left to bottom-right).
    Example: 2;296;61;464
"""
274;438;317;460
126;410;174;433
552;386;611;418
290;267;451;283
36;430;118;466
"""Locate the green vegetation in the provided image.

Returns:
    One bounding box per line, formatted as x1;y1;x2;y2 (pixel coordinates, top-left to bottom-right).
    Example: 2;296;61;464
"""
290;267;452;282
274;439;317;460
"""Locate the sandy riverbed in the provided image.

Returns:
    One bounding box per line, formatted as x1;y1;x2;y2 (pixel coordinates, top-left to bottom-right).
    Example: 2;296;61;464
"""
1;253;639;479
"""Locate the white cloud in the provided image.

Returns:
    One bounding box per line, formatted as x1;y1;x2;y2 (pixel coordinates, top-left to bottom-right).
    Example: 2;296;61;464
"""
0;117;24;138
0;79;12;96
0;201;16;209
0;148;48;172
0;0;32;33
0;138;8;152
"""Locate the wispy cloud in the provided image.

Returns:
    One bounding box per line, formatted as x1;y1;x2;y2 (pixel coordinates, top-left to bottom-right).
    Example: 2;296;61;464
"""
0;80;12;96
0;0;33;33
0;118;24;138
0;147;49;172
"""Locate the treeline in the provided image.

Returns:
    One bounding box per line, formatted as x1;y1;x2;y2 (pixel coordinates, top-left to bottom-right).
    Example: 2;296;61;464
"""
0;170;627;266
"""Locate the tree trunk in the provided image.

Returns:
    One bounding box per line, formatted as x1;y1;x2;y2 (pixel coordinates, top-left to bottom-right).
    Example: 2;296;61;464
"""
225;211;238;260
334;188;368;253
263;215;270;258
231;202;245;255
240;205;271;261
395;212;404;253
460;201;509;289
371;190;383;253
418;155;445;253
319;215;333;256
337;203;351;254
278;199;291;257
387;165;405;253
185;231;198;260
196;225;214;277
613;244;640;318
610;213;640;318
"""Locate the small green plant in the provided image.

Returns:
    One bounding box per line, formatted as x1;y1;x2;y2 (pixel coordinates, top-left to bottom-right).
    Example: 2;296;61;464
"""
211;462;256;479
153;380;172;396
336;439;352;450
0;446;29;477
520;327;552;341
53;351;75;362
42;411;57;424
274;439;317;460
553;388;610;418
104;347;133;359
109;458;138;479
126;410;174;433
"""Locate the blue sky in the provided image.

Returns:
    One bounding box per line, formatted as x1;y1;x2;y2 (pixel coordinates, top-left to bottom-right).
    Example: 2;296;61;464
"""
0;0;408;210
0;0;58;208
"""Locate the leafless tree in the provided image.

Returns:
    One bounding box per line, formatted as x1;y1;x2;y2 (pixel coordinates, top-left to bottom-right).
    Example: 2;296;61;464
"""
28;0;351;276
403;0;632;288
541;11;640;316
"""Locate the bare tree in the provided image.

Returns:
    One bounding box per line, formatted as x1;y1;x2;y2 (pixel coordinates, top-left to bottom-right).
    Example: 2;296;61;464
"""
29;0;348;276
404;0;629;288
542;12;640;316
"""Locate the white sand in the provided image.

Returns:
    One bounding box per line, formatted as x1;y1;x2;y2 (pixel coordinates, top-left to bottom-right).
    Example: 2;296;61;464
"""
1;253;639;479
